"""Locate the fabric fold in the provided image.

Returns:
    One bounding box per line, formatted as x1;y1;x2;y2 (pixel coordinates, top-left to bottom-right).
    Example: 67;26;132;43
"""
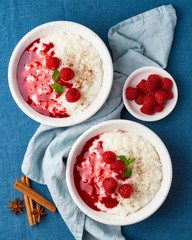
22;4;176;240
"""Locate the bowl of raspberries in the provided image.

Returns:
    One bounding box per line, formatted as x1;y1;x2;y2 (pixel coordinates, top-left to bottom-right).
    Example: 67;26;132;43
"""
123;66;178;121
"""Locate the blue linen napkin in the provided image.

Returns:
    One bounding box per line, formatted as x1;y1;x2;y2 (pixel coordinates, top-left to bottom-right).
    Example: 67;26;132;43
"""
22;5;176;240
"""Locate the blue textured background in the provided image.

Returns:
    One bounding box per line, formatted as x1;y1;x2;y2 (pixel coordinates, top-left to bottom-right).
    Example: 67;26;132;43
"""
0;0;191;239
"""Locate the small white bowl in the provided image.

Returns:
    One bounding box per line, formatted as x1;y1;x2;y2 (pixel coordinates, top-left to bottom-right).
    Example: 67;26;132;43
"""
8;21;113;127
122;66;178;121
66;119;172;225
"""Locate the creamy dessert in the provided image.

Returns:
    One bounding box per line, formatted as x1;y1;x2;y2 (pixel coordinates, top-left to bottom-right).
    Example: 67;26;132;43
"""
74;130;162;216
17;32;103;118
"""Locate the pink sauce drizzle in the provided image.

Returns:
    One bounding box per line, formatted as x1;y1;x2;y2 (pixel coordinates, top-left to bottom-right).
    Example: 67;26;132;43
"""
17;38;70;118
74;135;119;211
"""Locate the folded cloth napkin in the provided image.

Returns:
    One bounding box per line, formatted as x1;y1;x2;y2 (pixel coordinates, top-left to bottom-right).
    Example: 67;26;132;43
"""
22;5;176;240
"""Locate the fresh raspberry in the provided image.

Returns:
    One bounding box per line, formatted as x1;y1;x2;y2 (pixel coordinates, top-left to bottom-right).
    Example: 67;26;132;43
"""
60;68;75;81
154;90;167;104
140;106;154;115
110;160;125;175
136;79;148;94
143;94;156;108
145;76;160;93
161;77;173;90
154;103;165;112
102;151;116;164
102;177;117;194
45;57;60;70
166;89;174;99
126;87;139;101
147;74;162;82
135;93;146;105
118;184;132;198
65;88;80;102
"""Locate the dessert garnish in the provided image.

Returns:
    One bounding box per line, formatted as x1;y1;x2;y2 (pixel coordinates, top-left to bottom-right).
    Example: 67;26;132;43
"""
51;69;63;95
51;82;64;95
102;151;135;178
102;177;117;194
102;154;135;197
118;155;135;177
65;88;81;102
118;184;132;198
110;160;125;175
102;151;116;164
7;198;25;215
45;56;60;70
126;74;174;115
60;68;75;81
50;68;80;101
31;204;47;223
52;69;60;81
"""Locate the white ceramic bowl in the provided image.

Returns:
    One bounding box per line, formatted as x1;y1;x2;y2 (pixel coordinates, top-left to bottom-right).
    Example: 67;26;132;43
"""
122;66;178;121
8;21;113;126
66;119;172;225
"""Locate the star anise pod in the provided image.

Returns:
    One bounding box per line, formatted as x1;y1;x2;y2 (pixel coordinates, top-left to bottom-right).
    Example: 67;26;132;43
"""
31;204;47;223
7;198;25;215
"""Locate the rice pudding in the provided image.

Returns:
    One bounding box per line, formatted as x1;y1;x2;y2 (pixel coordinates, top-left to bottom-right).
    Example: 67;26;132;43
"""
17;32;103;118
74;130;163;217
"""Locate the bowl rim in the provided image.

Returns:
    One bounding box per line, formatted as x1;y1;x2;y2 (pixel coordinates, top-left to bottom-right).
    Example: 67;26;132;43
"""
122;66;178;122
8;21;113;127
66;119;172;225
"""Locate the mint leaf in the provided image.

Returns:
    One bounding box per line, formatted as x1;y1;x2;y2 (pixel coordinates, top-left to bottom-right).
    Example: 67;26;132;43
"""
123;167;132;177
52;69;60;81
129;158;135;164
118;155;129;164
51;82;63;95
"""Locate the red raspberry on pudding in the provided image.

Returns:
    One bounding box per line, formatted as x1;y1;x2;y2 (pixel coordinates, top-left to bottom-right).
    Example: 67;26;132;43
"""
60;68;75;81
126;87;139;101
102;177;117;194
102;151;116;164
45;57;60;70
118;184;132;198
110;160;125;175
65;88;80;103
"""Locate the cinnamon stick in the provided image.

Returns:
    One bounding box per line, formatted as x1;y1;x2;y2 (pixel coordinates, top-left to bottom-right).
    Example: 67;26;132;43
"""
21;176;36;226
14;179;56;213
24;177;37;225
25;177;36;225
